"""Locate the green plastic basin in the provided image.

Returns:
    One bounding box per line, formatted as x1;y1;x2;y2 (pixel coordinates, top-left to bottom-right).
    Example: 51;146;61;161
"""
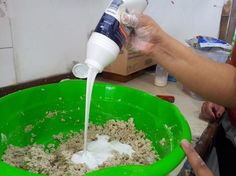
0;80;191;176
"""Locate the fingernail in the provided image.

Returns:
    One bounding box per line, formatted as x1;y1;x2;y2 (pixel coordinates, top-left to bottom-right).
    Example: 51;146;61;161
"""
181;139;190;148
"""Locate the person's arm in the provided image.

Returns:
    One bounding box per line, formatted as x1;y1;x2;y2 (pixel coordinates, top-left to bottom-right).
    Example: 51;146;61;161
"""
127;15;236;107
153;33;236;108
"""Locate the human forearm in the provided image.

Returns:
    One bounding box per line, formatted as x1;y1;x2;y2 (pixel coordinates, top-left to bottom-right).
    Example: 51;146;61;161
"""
153;33;236;107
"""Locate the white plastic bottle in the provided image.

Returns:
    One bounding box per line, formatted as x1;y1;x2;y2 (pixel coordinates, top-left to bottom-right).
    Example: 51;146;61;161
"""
73;0;148;78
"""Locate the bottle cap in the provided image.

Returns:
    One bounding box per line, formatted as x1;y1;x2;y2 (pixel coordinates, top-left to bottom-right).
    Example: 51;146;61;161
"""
72;63;89;79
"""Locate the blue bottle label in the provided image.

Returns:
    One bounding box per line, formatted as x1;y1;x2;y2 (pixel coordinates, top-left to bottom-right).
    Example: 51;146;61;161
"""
95;13;127;49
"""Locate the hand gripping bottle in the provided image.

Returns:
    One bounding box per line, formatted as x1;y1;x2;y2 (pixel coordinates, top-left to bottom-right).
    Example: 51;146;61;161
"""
73;0;148;78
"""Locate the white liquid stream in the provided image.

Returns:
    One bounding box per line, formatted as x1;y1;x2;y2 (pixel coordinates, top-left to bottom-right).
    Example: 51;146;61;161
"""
83;67;98;151
71;67;134;169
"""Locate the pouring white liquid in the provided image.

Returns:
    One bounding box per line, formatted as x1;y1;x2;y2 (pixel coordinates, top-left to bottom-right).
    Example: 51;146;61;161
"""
71;67;134;169
83;67;98;151
71;0;148;169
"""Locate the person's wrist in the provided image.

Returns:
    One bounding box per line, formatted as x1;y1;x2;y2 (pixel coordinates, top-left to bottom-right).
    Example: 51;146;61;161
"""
150;30;171;59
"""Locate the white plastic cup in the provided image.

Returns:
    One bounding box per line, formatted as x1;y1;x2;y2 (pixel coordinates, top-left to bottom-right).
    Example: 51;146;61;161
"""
154;65;168;87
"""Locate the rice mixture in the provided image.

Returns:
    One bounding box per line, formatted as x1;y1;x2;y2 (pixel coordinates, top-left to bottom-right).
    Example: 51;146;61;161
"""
2;119;158;176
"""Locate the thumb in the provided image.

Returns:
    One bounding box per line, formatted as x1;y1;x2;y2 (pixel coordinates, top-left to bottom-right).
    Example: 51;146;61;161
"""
181;139;214;176
120;12;139;28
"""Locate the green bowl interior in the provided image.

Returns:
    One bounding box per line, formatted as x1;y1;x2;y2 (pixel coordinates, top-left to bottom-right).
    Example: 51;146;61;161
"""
0;80;191;176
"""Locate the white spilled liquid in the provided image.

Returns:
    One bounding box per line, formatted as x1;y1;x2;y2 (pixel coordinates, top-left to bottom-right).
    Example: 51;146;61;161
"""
71;135;134;169
71;67;135;169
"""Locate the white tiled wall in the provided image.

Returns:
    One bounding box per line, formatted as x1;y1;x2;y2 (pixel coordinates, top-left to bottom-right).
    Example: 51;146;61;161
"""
0;48;16;87
7;0;110;83
0;17;12;48
0;1;15;87
146;0;224;43
0;0;225;87
0;0;12;48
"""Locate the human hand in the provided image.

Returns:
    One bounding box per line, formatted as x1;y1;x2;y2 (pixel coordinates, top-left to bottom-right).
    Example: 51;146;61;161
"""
181;140;214;176
200;102;225;120
121;13;166;56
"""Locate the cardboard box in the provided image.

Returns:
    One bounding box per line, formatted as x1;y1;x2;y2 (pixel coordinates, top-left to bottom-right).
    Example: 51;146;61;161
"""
104;47;156;76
